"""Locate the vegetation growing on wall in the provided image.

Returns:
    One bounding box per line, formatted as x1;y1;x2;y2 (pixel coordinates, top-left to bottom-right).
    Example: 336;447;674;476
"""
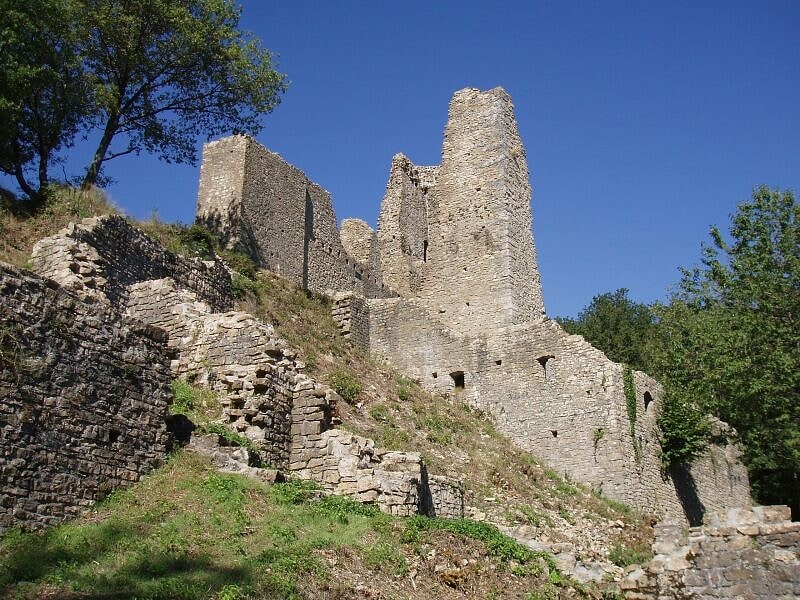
622;366;641;462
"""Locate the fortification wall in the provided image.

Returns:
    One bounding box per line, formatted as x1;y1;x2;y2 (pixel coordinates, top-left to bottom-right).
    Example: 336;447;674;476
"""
412;87;545;334
0;262;171;531
31;215;232;312
362;297;750;520
197;136;394;299
623;506;800;599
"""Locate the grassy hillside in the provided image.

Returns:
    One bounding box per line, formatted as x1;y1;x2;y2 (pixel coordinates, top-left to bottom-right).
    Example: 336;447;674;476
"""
0;189;652;599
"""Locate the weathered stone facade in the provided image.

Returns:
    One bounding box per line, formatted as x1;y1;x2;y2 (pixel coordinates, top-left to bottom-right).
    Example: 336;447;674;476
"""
0;262;172;531
622;506;800;599
197;87;752;523
196;136;394;299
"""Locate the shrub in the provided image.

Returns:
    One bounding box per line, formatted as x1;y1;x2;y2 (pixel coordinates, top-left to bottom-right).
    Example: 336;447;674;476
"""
328;369;362;403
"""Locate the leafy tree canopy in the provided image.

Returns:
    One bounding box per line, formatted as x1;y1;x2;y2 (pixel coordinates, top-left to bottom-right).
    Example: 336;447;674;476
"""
0;0;287;203
557;288;657;372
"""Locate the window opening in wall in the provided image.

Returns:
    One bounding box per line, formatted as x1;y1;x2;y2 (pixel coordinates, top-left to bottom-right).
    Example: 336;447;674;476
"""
644;391;653;411
432;372;438;379
450;370;465;391
550;430;558;438
423;240;428;262
537;355;555;380
495;359;502;366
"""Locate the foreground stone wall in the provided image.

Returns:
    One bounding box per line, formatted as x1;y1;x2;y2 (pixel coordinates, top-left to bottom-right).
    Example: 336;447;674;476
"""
31;215;232;312
0;262;171;531
623;506;800;599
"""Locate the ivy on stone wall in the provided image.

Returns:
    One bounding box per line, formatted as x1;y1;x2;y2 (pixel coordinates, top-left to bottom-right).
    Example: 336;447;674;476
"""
623;366;641;462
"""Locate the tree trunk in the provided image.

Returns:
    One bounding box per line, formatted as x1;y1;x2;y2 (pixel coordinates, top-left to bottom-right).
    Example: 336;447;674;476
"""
81;115;118;189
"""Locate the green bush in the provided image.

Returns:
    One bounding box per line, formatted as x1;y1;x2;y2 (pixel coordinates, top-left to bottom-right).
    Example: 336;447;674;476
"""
327;369;362;403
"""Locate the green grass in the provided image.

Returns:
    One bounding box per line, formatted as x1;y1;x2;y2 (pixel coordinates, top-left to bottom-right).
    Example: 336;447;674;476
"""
0;452;582;599
608;542;652;568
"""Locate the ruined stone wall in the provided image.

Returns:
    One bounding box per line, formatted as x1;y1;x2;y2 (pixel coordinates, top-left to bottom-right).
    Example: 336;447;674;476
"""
31;215;232;312
332;292;371;349
412;88;545;334
289;380;463;518
623;506;800;599
0;262;171;531
340;218;378;271
197;136;394;299
362;297;750;520
376;154;436;296
122;272;462;516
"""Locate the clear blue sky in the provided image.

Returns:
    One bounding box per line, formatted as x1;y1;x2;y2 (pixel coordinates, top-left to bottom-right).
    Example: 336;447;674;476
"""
10;1;800;317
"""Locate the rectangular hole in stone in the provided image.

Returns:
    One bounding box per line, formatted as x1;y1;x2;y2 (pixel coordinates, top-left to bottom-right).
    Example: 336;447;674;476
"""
450;371;465;390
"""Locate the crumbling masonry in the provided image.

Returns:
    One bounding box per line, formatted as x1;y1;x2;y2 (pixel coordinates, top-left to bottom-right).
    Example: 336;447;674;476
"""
198;87;751;522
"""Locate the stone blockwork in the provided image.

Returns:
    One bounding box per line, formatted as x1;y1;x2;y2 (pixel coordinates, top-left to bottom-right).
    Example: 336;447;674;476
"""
365;299;750;519
622;506;800;599
18;215;463;525
31;215;232;312
376;154;437;296
197;136;394;299
0;262;171;531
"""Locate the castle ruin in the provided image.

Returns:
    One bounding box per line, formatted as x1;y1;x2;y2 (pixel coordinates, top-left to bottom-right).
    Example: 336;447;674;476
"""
197;87;750;522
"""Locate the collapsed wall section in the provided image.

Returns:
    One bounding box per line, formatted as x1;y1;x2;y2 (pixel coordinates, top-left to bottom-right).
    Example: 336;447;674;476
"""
197;135;394;299
31;215;232;312
0;262;171;531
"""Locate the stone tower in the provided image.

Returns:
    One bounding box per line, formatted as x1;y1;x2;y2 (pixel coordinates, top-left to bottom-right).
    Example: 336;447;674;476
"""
377;88;545;334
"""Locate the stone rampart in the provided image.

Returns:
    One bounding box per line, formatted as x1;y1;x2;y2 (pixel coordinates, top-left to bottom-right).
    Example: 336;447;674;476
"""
360;296;750;520
31;215;232;312
0;262;171;531
195;87;751;524
623;506;800;599
197;136;394;299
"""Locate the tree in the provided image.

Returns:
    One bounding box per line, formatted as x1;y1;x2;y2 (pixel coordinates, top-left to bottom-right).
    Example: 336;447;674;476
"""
0;0;287;200
654;186;799;513
557;288;658;372
0;0;89;203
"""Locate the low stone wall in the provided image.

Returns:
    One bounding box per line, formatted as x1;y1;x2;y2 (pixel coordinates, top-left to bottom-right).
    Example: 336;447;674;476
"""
32;215;232;312
0;262;172;531
290;378;464;517
623;506;800;599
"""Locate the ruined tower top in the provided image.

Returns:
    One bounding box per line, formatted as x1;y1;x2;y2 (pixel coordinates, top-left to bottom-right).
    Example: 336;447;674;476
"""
377;87;546;333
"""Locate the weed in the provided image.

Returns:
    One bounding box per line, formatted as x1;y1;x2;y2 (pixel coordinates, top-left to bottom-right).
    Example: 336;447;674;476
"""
557;508;576;525
328;369;362;403
397;375;415;402
608;542;651;567
170;379;220;424
364;543;409;577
